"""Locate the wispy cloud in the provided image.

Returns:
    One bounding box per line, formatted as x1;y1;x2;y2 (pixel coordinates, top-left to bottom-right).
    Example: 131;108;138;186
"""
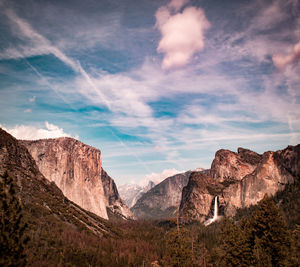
3;8;111;110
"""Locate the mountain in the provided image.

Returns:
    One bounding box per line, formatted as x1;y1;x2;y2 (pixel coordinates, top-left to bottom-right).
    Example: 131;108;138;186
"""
179;145;300;223
118;180;156;208
0;128;166;266
0;128;117;241
119;183;143;208
131;171;191;219
21;137;133;220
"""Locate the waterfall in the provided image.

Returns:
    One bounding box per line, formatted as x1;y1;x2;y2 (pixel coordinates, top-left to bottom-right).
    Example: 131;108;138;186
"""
204;196;219;226
212;196;218;220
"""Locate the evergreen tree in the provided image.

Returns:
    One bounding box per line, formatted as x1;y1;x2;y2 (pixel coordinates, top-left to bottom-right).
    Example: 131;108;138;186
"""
164;228;193;267
216;217;252;267
247;195;291;266
0;171;28;266
289;225;300;266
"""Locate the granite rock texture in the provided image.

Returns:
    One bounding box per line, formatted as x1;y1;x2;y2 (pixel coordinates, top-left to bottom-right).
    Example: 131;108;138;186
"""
22;137;133;220
180;145;300;222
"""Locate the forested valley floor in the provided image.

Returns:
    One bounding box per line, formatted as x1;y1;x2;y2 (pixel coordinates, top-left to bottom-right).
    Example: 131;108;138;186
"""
1;172;300;266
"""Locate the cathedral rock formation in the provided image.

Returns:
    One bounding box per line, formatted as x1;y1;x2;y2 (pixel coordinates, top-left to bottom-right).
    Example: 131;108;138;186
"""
179;145;300;223
22;137;133;220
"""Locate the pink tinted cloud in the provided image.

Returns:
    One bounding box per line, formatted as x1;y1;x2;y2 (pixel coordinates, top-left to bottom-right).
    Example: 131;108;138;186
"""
168;0;189;12
155;2;210;70
272;41;300;70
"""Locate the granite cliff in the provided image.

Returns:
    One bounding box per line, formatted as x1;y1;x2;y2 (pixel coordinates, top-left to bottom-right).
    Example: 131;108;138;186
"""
131;171;191;219
21;138;133;220
0;128;114;236
180;145;300;223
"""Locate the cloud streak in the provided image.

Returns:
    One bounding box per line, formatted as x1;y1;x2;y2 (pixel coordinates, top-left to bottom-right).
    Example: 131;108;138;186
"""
3;8;111;110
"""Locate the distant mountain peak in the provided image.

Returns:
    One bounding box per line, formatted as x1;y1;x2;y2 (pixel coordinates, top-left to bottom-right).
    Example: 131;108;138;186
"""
118;180;156;208
131;171;191;219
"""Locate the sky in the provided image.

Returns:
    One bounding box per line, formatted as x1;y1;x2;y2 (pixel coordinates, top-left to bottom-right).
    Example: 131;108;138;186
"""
0;0;299;186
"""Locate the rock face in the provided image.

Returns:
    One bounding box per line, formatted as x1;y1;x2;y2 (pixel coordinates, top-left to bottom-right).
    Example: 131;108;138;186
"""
131;172;191;219
179;172;215;222
22;137;133;220
179;145;300;222
101;169;134;219
210;148;262;182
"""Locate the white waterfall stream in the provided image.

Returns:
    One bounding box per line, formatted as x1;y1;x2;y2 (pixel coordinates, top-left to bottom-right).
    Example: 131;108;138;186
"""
204;196;219;226
212;196;218;220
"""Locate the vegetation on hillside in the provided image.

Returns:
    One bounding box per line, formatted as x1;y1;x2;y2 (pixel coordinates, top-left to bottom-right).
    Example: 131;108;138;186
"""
1;175;300;266
0;171;28;266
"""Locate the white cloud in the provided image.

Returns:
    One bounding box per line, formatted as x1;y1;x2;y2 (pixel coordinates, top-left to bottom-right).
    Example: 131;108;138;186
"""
272;41;300;70
0;122;74;140
24;108;32;113
140;168;181;187
155;1;210;69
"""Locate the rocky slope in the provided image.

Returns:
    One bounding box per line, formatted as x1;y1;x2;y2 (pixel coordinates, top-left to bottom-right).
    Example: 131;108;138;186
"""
21;137;133;220
101;169;133;219
179;145;300;223
131;171;191;219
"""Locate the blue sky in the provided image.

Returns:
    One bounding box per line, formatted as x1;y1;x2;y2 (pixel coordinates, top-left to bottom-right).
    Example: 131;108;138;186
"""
0;0;299;186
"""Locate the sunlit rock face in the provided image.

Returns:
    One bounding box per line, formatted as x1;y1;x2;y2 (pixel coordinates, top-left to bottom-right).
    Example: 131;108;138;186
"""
210;148;262;182
180;145;300;222
222;148;297;216
22;137;133;220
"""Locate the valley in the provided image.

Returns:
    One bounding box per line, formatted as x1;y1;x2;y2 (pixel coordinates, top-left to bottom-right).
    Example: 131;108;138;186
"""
1;127;300;266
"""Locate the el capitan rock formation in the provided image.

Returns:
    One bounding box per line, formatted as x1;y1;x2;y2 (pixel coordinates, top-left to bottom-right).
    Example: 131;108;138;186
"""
21;137;133;220
0;128;113;236
180;145;300;223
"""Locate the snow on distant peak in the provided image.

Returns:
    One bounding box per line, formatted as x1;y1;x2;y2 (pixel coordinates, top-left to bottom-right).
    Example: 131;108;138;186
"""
193;167;205;172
